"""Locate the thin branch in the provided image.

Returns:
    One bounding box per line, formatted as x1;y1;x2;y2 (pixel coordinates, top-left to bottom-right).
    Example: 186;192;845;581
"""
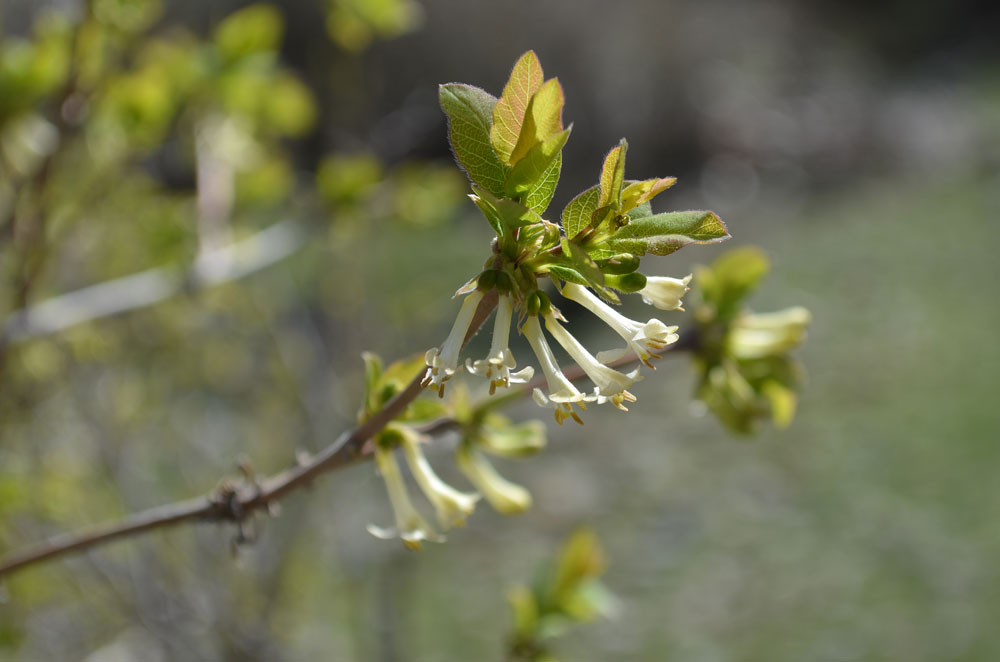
0;301;689;580
0;220;304;345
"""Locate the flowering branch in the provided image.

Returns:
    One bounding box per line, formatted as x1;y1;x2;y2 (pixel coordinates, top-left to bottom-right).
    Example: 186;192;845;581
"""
0;299;696;581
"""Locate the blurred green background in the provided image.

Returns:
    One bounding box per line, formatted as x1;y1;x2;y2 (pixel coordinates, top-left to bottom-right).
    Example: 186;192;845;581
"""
1;0;999;660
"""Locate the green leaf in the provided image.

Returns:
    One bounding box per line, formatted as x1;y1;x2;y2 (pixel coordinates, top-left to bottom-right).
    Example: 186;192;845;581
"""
548;238;610;299
549;528;606;606
471;186;543;237
214;3;284;62
561;185;599;240
491;51;544;164
597;139;627;211
548;264;589;286
508;585;540;639
361;351;384;417
620;177;676;213
438;83;507;197
523;151;561;215
698;245;770;310
600;210;729;257
505;127;571;196
479;417;547;457
509;77;565;165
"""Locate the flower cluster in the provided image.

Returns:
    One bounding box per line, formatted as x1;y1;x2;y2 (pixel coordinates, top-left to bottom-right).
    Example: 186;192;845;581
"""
368;424;480;549
370;50;733;548
422;273;691;424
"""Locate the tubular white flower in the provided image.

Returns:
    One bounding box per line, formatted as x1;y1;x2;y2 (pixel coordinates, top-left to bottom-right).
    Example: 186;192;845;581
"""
367;445;443;550
521;314;591;425
639;274;692;311
728;306;811;359
466;293;534;394
422;290;484;397
562;282;679;368
401;431;480;530
543;312;642;399
456;445;532;515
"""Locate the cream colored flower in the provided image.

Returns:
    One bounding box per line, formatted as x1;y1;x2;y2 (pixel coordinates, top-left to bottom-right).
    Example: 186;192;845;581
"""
521;314;591;425
727;306;811;359
638;274;692;311
455;444;532;515
561;282;678;368
423;290;484;397
367;445;443;550
543;311;642;399
466;293;534;394
401;431;480;530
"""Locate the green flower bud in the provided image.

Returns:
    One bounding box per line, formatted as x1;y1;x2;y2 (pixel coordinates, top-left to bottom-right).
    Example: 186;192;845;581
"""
477;269;498;291
604;272;647;293
597;253;640;275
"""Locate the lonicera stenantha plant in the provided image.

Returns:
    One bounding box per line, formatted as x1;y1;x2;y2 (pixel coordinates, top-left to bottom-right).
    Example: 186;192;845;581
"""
366;51;739;549
428;50;729;414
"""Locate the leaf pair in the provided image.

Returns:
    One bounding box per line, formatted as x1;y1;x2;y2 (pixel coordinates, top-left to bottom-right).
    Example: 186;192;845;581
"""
438;51;568;216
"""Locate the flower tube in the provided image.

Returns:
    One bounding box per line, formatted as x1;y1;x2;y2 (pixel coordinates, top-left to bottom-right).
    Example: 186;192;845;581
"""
543;312;642;401
401;431;480;530
367;445;443;550
466;293;534;394
422;289;485;397
727;306;811;360
455;444;532;515
521;314;591;425
561;282;678;368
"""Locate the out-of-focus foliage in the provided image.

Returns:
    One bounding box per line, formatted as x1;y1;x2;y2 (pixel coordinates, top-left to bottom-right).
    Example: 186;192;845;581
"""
691;247;810;434
323;0;423;53
507;528;616;662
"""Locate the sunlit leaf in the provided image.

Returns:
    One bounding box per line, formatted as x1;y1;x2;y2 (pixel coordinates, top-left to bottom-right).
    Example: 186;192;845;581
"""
505;127;570;196
438;83;507;198
491;51;544;165
599;210;729;257
561;185;600;240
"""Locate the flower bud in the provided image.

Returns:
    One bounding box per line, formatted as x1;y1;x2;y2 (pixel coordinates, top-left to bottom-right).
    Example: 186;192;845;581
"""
605;272;647;293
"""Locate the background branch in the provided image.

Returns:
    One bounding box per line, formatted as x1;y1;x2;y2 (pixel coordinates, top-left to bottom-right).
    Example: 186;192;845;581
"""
1;220;304;345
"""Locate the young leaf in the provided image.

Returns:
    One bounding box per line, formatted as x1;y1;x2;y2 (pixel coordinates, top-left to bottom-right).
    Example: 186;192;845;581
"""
597;139;627;211
509;77;565;165
555;237;604;290
620;177;676;213
491;51;544;165
471;186;544;236
561;185;600;240
600;210;729;256
438;83;507;198
523;151;561;215
505;127;571;196
548;264;591;286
